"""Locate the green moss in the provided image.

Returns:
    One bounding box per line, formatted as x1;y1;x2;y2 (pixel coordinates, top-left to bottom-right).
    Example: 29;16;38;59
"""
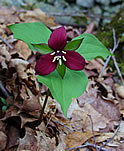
97;5;124;48
96;4;124;73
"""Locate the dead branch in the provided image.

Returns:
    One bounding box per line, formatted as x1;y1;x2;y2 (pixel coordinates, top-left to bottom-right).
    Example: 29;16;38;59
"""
55;120;75;132
98;118;121;151
110;49;124;85
67;142;110;151
99;29;120;77
88;114;97;150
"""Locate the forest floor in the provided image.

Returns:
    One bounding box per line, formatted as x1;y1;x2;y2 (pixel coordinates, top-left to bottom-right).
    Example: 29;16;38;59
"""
0;5;124;151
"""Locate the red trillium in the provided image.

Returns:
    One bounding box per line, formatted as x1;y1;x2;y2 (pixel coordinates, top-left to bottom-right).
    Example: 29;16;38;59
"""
35;26;85;75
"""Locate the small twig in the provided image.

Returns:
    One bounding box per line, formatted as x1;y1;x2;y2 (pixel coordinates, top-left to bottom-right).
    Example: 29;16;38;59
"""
67;118;121;151
99;29;119;77
67;142;110;151
110;50;124;85
88;114;97;150
98;119;121;151
36;89;50;126
0;35;13;49
44;116;52;133
55;120;75;132
0;81;10;98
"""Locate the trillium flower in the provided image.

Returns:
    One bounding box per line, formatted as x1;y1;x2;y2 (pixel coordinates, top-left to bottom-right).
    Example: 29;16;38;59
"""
35;26;85;76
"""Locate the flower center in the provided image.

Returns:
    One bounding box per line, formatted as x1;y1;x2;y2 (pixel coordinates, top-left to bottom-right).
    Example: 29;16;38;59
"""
51;51;66;65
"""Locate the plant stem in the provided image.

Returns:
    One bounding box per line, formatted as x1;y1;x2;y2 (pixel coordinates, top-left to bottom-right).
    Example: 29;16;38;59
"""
37;89;50;126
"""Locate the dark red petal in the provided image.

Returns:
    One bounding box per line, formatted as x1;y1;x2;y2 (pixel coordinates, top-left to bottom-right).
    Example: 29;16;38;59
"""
35;53;57;75
64;51;85;70
48;26;66;51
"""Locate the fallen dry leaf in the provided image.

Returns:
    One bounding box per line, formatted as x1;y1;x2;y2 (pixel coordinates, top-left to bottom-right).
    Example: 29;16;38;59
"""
85;59;104;74
115;84;124;99
54;133;66;151
0;131;7;151
35;131;56;151
0;6;19;24
0;24;6;34
19;8;56;27
64;131;99;150
9;59;29;79
77;78;120;132
15;41;32;60
17;127;38;151
0;45;11;61
70;104;109;131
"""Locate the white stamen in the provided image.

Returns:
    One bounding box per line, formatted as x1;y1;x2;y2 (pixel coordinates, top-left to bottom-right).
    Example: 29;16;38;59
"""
57;56;61;60
62;51;66;54
50;52;55;55
52;56;57;62
57;51;60;53
62;56;66;61
52;54;66;64
59;59;62;65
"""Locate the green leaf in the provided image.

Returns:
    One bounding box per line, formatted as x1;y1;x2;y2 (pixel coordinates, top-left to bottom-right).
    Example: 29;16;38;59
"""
38;69;88;117
32;44;53;54
2;105;7;112
64;38;84;51
0;97;6;105
56;63;66;79
74;33;111;60
8;22;51;51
